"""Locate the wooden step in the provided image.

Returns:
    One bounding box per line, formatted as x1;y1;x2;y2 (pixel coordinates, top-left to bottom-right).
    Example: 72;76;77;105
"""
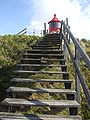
14;70;69;75
16;64;67;67
38;40;60;43
0;113;82;120
37;43;60;45
20;58;66;61
30;45;59;47
23;53;64;56
25;49;62;52
38;41;60;44
30;46;59;49
7;87;75;94
20;58;66;64
1;98;80;108
24;49;63;53
11;78;72;83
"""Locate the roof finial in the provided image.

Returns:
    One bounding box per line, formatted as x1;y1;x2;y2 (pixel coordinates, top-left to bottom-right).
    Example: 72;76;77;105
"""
54;14;56;17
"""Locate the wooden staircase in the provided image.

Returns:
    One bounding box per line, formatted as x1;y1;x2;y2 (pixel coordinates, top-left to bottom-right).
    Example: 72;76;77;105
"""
0;34;81;119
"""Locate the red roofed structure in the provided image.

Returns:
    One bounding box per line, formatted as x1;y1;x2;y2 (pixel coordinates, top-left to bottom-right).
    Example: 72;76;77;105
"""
48;14;61;34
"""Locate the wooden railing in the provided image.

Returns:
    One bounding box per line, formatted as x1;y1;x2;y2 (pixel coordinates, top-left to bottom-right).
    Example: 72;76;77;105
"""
60;19;90;107
17;28;27;35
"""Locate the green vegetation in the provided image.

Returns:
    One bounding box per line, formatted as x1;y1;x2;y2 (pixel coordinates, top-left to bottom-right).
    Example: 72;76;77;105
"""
0;35;90;120
0;34;40;105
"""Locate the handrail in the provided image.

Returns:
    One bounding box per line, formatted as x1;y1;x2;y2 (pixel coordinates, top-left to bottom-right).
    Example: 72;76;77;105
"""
63;33;90;107
62;21;90;70
60;20;90;107
17;28;27;35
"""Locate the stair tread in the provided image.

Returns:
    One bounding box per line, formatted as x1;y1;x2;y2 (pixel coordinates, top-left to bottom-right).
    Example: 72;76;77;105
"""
31;45;59;46
11;78;72;83
30;47;59;48
2;98;80;107
17;64;67;67
0;112;82;120
23;53;64;56
31;46;59;47
25;49;63;52
20;58;66;61
7;87;75;94
14;70;69;74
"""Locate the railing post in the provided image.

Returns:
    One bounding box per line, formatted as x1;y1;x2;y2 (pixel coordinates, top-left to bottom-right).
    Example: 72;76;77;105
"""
63;18;69;60
68;26;70;44
60;22;62;50
75;38;80;103
43;23;46;36
63;21;65;55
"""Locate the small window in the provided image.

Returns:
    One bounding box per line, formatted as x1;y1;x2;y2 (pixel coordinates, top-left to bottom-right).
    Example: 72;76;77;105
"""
49;22;57;28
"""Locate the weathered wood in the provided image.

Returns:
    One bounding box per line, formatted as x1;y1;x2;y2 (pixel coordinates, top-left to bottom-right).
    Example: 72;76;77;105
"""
25;49;63;52
20;58;66;61
1;98;80;108
68;26;70;44
0;113;82;120
75;39;80;104
63;20;67;61
1;33;81;118
32;44;59;48
62;21;90;70
14;70;69;75
17;64;67;67
63;33;90;107
7;87;76;94
11;78;73;83
22;53;65;56
24;49;63;54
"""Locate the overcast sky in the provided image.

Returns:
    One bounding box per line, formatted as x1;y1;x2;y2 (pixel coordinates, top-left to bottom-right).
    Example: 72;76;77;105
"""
0;0;90;39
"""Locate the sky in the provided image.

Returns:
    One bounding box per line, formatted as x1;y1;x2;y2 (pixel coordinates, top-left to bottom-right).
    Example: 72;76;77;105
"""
0;0;90;39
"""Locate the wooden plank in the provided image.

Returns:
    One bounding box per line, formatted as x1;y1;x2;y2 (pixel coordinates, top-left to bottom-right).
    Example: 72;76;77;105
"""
7;87;76;94
25;49;63;52
31;46;59;48
1;98;80;108
31;47;59;49
24;49;63;54
14;70;69;74
16;64;67;67
75;39;80;103
0;113;82;120
30;45;59;47
22;53;65;56
11;78;72;83
20;58;66;61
